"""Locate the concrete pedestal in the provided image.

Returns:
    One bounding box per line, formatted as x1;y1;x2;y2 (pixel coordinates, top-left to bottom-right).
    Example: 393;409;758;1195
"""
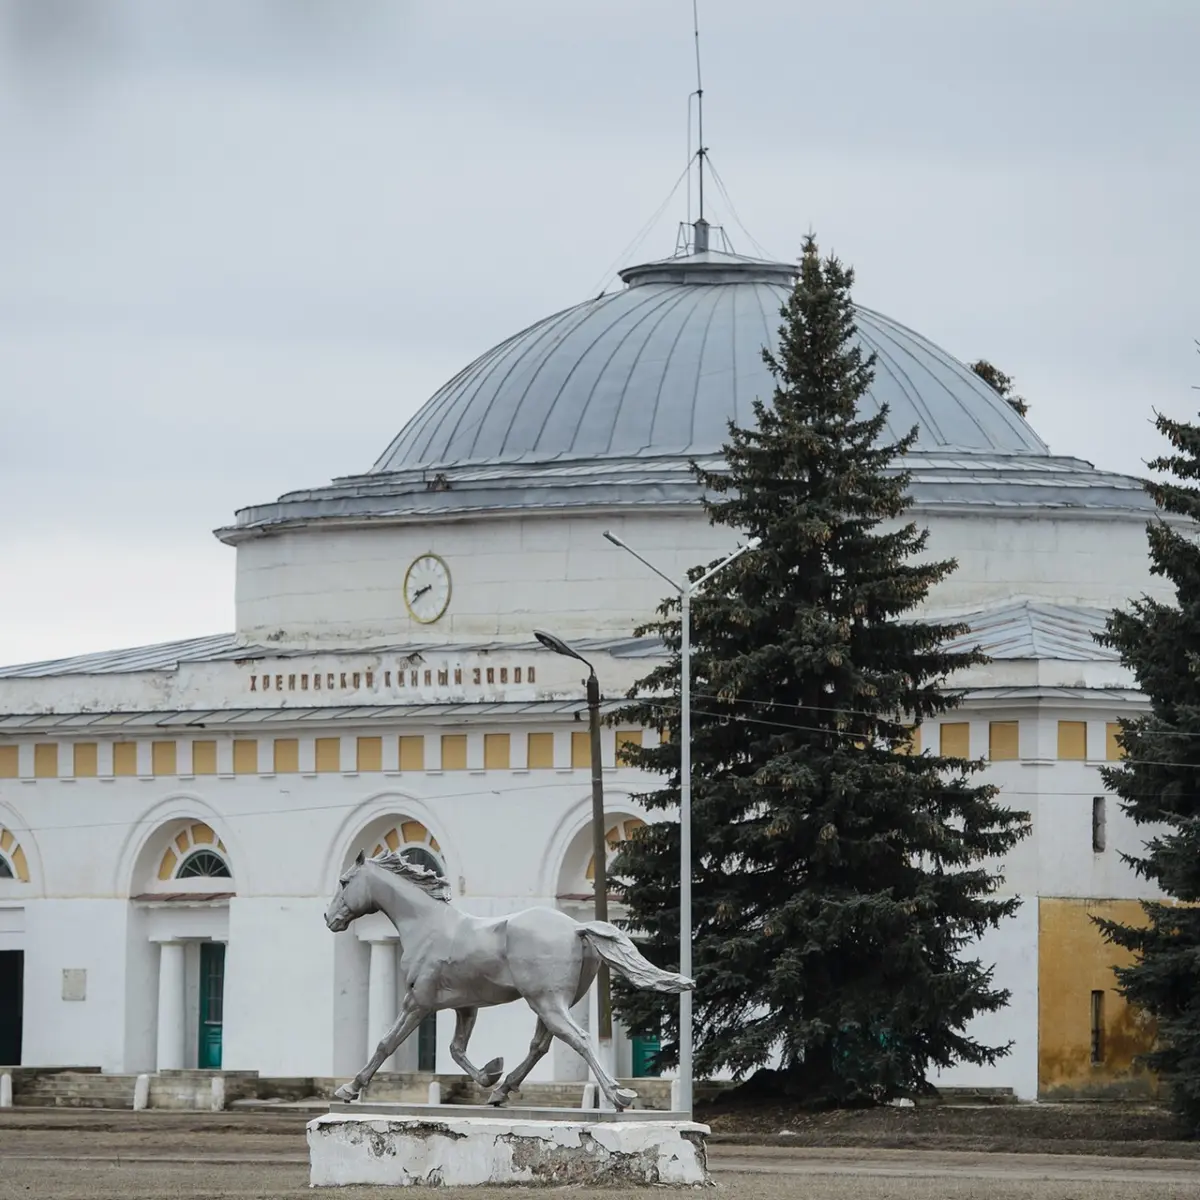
307;1104;710;1187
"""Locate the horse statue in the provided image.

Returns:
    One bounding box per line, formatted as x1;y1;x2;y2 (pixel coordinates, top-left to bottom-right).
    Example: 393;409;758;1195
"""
324;849;693;1110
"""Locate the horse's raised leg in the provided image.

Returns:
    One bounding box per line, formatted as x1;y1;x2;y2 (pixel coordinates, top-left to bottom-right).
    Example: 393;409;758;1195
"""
487;1018;552;1107
449;1006;504;1091
334;995;430;1102
532;1001;637;1110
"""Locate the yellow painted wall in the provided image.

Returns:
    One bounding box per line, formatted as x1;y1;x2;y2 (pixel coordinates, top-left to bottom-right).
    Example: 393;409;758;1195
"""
1038;898;1158;1098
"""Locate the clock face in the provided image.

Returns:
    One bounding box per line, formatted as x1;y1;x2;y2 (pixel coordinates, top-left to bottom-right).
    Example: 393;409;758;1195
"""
404;554;452;624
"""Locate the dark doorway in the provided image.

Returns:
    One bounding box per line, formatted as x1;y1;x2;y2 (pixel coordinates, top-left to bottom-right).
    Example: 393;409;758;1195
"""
0;950;23;1065
198;943;225;1069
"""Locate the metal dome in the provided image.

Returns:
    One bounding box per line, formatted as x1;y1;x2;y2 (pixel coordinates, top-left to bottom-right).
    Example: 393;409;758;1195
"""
372;247;1047;475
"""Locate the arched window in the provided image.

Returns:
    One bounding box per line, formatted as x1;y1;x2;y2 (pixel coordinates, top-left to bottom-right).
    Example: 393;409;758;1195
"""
369;820;444;873
158;823;232;882
586;818;646;881
177;849;232;879
0;826;29;883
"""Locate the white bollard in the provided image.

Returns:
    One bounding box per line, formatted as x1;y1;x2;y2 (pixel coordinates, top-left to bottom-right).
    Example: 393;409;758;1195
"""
427;1080;441;1106
669;1078;682;1113
133;1074;150;1111
210;1076;225;1112
581;1081;598;1110
0;1073;12;1108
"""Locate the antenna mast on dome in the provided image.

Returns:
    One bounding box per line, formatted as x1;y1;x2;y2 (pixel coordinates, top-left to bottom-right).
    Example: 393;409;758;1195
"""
691;0;709;253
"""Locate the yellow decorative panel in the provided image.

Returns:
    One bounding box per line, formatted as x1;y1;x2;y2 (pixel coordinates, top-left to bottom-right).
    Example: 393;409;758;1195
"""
399;736;424;772
384;829;400;851
356;737;382;773
615;729;643;765
895;726;921;755
0;829;11;852
192;740;217;775
571;731;591;768
401;820;428;844
175;831;190;854
33;743;58;779
74;743;98;778
441;734;467;771
152;741;177;776
274;738;299;774
1106;722;1125;761
315;737;341;773
158;847;178;880
232;740;258;774
1058;721;1087;761
989;721;1019;761
1038;898;1159;1098
113;742;138;777
939;722;970;759
527;732;554;769
484;733;510;769
10;845;28;883
0;746;15;778
192;823;215;845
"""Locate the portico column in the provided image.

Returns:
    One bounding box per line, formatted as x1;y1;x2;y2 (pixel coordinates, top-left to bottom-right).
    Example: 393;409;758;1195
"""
366;939;398;1073
156;941;187;1071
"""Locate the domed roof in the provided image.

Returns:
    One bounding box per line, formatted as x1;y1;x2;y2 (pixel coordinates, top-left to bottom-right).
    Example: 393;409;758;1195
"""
372;248;1047;475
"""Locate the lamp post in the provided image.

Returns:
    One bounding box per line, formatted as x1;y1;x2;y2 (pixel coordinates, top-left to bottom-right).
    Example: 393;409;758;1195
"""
532;629;613;1078
601;531;759;1116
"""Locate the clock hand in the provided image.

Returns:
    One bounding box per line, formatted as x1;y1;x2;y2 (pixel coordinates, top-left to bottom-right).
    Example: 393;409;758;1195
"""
412;584;432;601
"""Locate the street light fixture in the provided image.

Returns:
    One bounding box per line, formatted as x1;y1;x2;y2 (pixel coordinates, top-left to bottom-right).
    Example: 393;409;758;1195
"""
601;531;760;1116
531;629;614;1087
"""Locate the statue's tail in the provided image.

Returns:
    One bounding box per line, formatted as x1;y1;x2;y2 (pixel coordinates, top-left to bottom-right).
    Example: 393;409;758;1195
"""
576;921;694;993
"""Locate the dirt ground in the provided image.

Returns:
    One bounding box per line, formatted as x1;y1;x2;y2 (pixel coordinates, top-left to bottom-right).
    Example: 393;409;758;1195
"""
2;1110;1199;1200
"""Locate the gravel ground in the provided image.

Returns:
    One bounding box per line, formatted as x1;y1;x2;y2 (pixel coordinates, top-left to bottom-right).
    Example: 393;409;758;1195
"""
2;1111;1199;1200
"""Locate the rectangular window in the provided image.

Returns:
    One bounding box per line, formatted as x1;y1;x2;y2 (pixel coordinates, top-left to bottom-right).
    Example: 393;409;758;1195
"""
1092;796;1107;853
895;726;921;755
232;740;258;774
1105;722;1124;761
315;737;341;773
151;741;177;777
74;743;98;778
1058;721;1087;761
484;733;510;769
1090;990;1105;1063
0;746;16;778
939;722;970;759
33;743;58;779
571;730;591;769
988;721;1019;761
274;738;299;774
615;729;643;765
441;734;467;771
527;732;554;769
113;742;138;777
399;736;424;772
357;737;382;773
192;740;217;775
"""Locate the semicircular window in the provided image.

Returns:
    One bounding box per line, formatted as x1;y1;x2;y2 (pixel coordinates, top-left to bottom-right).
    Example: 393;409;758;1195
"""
399;846;443;875
177;849;231;879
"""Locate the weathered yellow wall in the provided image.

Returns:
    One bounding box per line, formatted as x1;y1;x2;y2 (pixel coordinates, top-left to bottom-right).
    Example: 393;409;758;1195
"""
1038;898;1158;1098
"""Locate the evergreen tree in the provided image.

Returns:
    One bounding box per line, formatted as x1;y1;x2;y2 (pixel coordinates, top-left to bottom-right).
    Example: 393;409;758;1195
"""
611;236;1030;1105
969;359;1029;417
1095;408;1200;1134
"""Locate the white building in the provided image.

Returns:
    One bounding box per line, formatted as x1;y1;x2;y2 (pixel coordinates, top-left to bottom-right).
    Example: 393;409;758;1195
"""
0;233;1170;1101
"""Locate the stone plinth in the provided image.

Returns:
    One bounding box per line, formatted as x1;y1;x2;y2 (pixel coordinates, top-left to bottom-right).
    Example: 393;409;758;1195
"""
307;1104;710;1187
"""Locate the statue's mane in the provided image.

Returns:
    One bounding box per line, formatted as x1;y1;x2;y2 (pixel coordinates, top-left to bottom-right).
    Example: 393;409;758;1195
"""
370;851;452;901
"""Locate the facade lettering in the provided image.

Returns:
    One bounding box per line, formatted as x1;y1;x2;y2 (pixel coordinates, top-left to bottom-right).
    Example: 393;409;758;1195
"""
244;659;537;694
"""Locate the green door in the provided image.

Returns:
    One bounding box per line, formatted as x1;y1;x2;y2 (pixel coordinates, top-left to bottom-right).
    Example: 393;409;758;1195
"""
198;942;225;1069
417;1011;437;1072
631;1034;661;1078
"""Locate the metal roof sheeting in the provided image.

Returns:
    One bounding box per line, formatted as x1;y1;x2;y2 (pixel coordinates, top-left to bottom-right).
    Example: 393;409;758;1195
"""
936;600;1117;662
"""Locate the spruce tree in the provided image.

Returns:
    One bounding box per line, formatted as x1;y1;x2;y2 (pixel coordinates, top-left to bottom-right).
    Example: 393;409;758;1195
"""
1095;409;1200;1134
612;236;1030;1105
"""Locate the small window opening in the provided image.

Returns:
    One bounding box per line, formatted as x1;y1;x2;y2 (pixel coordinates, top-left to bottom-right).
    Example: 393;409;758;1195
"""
1090;990;1105;1064
177;849;231;879
0;857;12;879
1092;796;1107;853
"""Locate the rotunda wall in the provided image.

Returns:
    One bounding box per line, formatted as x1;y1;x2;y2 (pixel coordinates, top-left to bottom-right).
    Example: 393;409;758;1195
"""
232;505;1166;648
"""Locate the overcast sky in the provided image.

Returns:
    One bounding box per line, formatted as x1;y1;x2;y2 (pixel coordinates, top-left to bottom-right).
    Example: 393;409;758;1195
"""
0;0;1196;665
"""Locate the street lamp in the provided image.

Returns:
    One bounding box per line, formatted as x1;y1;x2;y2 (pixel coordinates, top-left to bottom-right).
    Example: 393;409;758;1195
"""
531;629;614;1083
601;531;760;1116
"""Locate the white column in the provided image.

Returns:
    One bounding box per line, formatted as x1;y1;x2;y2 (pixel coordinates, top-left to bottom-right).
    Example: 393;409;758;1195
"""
366;939;398;1073
156;941;187;1071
